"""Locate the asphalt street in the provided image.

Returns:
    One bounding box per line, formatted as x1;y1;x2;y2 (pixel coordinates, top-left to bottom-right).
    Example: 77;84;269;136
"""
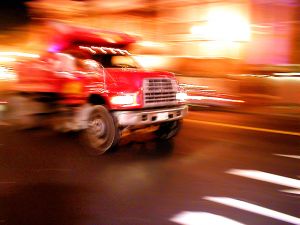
0;110;299;225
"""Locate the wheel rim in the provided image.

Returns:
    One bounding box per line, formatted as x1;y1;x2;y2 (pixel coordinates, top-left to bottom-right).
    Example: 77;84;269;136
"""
87;112;114;154
87;115;110;149
82;105;119;155
89;117;106;137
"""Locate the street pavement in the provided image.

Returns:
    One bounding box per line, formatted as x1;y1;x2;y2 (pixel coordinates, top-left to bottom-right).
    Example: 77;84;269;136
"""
0;110;299;225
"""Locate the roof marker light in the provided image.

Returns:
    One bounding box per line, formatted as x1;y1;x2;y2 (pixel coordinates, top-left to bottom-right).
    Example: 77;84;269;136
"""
79;46;96;54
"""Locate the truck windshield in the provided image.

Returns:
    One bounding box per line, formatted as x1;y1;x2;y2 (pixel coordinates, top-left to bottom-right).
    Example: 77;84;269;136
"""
91;54;140;69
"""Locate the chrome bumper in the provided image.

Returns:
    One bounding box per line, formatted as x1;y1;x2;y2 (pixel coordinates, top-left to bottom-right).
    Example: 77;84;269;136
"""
113;105;188;126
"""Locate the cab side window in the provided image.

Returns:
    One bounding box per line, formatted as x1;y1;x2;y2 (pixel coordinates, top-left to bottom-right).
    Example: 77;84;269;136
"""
75;59;104;79
51;53;76;72
76;59;101;72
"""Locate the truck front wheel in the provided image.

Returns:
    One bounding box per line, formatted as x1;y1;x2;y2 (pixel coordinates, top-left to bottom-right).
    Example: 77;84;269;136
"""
80;105;120;155
155;120;182;140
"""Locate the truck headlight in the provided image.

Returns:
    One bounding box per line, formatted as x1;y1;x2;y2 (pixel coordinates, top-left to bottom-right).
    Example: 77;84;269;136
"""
110;94;137;105
176;92;188;102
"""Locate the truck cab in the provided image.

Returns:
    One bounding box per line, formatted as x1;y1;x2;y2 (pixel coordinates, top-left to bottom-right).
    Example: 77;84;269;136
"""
9;24;188;155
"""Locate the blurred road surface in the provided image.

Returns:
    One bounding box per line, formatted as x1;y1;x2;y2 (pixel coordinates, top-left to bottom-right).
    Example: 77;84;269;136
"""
0;110;299;225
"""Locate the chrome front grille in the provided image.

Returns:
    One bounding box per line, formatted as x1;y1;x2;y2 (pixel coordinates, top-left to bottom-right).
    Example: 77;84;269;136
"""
143;78;177;107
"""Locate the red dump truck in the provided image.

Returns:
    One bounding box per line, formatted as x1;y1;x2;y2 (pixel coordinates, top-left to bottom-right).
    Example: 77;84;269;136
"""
7;24;188;154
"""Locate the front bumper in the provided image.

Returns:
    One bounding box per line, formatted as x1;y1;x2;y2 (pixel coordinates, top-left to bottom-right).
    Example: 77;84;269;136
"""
113;105;188;126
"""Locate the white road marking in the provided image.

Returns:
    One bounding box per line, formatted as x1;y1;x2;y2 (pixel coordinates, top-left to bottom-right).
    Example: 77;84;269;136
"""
274;154;300;160
170;211;245;225
227;169;300;189
280;189;300;195
204;197;300;225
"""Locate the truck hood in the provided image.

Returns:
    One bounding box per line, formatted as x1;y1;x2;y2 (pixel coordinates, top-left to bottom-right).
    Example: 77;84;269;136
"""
105;68;176;93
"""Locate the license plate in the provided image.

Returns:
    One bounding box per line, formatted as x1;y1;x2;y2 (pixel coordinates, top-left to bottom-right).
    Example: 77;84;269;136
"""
156;112;168;121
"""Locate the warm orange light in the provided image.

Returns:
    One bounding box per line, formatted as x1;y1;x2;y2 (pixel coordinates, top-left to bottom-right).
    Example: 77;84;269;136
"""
133;55;168;69
0;57;16;63
206;8;250;42
139;41;165;48
0;66;17;81
0;52;39;58
191;8;250;42
190;26;203;36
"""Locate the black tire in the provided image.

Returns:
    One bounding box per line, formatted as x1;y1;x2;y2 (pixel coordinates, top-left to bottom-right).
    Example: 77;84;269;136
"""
80;105;120;155
155;120;182;140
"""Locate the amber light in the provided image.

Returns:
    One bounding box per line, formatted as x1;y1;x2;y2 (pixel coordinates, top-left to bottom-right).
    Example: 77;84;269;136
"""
62;82;83;94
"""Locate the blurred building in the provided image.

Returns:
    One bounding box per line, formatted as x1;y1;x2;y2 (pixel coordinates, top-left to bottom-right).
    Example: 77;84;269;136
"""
23;0;300;65
248;0;299;64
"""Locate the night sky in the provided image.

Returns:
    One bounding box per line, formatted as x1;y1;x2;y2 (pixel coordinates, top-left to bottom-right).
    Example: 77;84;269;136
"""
0;0;31;31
